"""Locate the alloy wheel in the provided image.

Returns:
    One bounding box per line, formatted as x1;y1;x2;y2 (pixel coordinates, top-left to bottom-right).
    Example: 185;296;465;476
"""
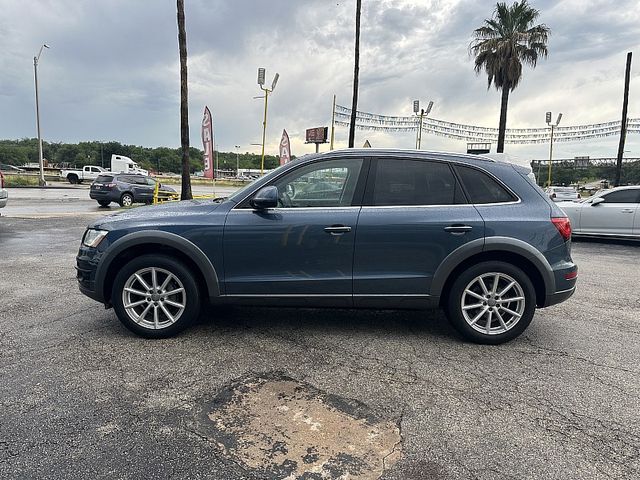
460;272;526;335
122;267;186;329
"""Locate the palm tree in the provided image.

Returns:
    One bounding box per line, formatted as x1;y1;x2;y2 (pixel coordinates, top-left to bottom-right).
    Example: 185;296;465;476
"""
176;0;192;200
348;0;362;148
471;1;550;153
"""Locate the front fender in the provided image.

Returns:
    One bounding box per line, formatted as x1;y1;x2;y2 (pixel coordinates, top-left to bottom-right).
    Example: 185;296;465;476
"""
95;230;220;301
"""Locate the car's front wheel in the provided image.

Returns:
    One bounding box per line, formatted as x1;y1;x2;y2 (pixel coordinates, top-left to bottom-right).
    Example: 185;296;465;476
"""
112;255;200;338
445;261;536;344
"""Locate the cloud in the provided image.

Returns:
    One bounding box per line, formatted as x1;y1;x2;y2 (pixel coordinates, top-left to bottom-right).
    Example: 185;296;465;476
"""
0;0;639;161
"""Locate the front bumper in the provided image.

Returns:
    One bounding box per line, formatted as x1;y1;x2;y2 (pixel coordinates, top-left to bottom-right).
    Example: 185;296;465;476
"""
76;246;105;303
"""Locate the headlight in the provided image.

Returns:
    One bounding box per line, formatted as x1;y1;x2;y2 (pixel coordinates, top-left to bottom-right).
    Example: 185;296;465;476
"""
82;229;108;248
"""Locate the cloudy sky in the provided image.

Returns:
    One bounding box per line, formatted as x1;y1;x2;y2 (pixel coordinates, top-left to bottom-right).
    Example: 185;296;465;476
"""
1;0;639;160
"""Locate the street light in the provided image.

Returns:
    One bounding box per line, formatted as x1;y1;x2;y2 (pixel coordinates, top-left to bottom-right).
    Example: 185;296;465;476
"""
34;43;50;186
546;111;562;186
235;145;241;177
413;99;433;149
256;67;279;175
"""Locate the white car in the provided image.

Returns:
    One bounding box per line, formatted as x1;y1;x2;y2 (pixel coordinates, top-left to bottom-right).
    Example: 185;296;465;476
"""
0;170;8;208
545;186;580;202
558;186;640;239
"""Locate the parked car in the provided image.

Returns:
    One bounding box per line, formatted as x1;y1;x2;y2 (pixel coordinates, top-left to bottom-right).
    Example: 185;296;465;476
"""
545;186;580;202
558;186;640;240
76;149;577;344
61;165;107;184
89;173;176;207
0;170;8;208
0;163;25;173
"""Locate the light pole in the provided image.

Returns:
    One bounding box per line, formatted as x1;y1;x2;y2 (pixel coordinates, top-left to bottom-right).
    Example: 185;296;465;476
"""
546;111;562;187
34;43;50;186
235;145;241;177
257;68;279;175
413;99;433;149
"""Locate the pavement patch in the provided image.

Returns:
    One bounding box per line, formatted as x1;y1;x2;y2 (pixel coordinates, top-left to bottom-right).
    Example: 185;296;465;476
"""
199;373;402;479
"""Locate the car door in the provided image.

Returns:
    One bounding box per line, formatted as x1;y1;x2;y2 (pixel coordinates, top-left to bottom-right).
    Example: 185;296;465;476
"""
132;176;154;202
222;157;366;302
353;158;485;306
580;189;640;235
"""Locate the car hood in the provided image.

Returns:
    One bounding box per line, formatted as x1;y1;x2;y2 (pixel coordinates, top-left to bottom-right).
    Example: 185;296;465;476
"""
90;199;222;230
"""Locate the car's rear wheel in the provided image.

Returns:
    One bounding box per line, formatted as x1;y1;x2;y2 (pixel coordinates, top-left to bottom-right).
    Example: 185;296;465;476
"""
445;261;536;344
112;255;200;338
119;193;134;207
98;200;110;207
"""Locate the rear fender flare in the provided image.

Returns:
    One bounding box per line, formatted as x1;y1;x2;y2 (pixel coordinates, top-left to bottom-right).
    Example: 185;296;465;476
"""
430;236;555;297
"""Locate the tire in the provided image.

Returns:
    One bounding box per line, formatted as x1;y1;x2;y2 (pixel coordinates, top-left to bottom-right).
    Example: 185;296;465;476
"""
119;193;134;207
67;174;78;184
98;201;110;207
111;254;200;338
445;261;536;345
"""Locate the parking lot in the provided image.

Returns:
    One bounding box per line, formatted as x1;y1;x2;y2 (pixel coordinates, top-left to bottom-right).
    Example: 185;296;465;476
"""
1;207;639;479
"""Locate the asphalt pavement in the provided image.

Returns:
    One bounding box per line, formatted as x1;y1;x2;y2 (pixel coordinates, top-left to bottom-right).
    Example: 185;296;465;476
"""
0;214;639;479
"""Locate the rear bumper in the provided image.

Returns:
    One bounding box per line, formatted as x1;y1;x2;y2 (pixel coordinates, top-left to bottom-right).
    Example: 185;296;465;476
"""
542;286;576;307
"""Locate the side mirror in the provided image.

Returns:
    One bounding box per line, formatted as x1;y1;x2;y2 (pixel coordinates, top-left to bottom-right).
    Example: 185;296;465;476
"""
251;185;278;209
591;197;605;206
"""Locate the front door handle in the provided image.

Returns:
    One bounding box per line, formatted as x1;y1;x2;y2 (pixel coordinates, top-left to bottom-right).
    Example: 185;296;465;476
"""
621;209;635;213
444;225;473;234
324;225;352;235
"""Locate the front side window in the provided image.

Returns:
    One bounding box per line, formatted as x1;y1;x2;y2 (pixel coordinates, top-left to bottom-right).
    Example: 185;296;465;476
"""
262;159;363;208
455;165;516;204
371;159;464;206
602;189;640;203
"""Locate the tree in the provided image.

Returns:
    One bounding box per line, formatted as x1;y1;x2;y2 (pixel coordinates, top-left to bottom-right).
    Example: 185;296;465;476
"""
176;0;192;199
471;1;550;153
348;0;362;148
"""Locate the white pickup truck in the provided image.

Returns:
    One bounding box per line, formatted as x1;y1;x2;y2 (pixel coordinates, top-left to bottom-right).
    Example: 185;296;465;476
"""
60;165;107;184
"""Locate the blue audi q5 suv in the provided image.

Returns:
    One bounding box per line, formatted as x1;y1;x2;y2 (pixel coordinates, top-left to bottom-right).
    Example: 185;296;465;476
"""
76;149;577;344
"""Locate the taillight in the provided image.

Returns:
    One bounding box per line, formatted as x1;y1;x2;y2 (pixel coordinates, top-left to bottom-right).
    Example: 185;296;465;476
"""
0;171;4;189
106;183;116;189
552;217;572;241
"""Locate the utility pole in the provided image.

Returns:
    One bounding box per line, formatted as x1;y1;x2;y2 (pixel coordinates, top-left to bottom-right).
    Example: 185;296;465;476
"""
33;44;49;186
235;145;241;177
546;111;562;187
615;52;632;187
348;0;362;148
330;94;336;150
257;68;279;175
412;100;433;149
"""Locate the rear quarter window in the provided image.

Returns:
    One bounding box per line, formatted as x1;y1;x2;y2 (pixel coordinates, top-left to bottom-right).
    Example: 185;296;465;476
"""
455;165;517;204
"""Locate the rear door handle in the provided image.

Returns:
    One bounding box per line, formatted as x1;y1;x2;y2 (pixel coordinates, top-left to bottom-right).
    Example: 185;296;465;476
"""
444;225;473;234
621;209;635;213
324;225;352;235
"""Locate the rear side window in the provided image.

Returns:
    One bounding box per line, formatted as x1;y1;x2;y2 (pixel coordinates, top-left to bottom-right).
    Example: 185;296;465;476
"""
95;175;113;183
371;159;465;206
602;189;640;203
455;165;516;204
119;175;139;184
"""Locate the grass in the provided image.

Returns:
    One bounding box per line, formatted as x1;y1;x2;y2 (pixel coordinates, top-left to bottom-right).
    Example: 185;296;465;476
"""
3;174;40;187
158;177;248;187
